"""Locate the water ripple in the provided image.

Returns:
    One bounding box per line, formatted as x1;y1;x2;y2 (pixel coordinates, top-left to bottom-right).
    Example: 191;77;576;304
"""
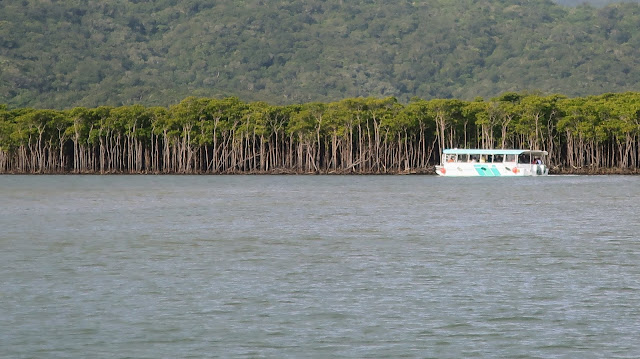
1;175;640;358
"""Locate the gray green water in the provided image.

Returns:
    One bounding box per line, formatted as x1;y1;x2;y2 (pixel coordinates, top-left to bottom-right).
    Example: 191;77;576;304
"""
1;175;640;358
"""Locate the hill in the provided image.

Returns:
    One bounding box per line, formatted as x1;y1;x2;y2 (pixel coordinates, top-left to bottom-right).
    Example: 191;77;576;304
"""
556;0;639;6
1;0;640;109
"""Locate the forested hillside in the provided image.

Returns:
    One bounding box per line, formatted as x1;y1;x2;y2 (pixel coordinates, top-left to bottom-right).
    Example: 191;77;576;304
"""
556;0;639;6
1;0;640;109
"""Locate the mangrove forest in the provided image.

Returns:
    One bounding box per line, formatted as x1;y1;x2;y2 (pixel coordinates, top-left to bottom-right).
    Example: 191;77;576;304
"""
1;92;639;174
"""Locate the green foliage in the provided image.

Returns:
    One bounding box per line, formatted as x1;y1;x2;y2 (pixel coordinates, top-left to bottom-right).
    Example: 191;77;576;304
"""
1;92;640;173
2;1;640;109
556;0;639;7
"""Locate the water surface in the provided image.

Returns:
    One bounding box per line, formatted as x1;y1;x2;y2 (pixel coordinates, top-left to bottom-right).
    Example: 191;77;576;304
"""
1;175;640;358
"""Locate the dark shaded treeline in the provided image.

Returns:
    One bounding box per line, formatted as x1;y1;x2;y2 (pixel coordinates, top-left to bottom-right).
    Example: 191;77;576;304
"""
1;92;639;174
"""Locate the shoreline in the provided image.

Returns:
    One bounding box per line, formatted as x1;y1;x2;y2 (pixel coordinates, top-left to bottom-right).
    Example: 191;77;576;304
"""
1;167;639;175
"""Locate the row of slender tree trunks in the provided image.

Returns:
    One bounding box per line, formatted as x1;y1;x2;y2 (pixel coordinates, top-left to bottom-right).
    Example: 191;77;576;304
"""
1;93;640;174
0;130;436;174
2;129;638;174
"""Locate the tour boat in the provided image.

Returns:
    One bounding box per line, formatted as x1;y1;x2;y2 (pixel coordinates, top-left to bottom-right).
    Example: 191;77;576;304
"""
435;149;549;177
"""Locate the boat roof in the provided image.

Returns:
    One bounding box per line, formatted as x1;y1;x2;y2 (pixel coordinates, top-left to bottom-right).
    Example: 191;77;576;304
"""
443;149;548;155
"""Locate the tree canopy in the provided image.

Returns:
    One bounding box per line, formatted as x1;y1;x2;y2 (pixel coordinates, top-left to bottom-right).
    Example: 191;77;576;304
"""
1;92;639;174
1;0;640;109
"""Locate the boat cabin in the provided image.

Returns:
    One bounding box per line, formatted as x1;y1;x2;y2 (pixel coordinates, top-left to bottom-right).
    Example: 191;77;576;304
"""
436;149;549;176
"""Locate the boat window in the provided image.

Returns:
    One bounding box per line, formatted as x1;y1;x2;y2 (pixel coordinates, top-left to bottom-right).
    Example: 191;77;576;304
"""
480;154;488;163
518;154;529;164
458;154;469;162
469;155;479;163
493;154;503;162
504;154;516;162
445;154;456;162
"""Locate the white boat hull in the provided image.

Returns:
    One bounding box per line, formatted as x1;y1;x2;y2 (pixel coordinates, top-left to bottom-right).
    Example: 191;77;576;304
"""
435;163;548;177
